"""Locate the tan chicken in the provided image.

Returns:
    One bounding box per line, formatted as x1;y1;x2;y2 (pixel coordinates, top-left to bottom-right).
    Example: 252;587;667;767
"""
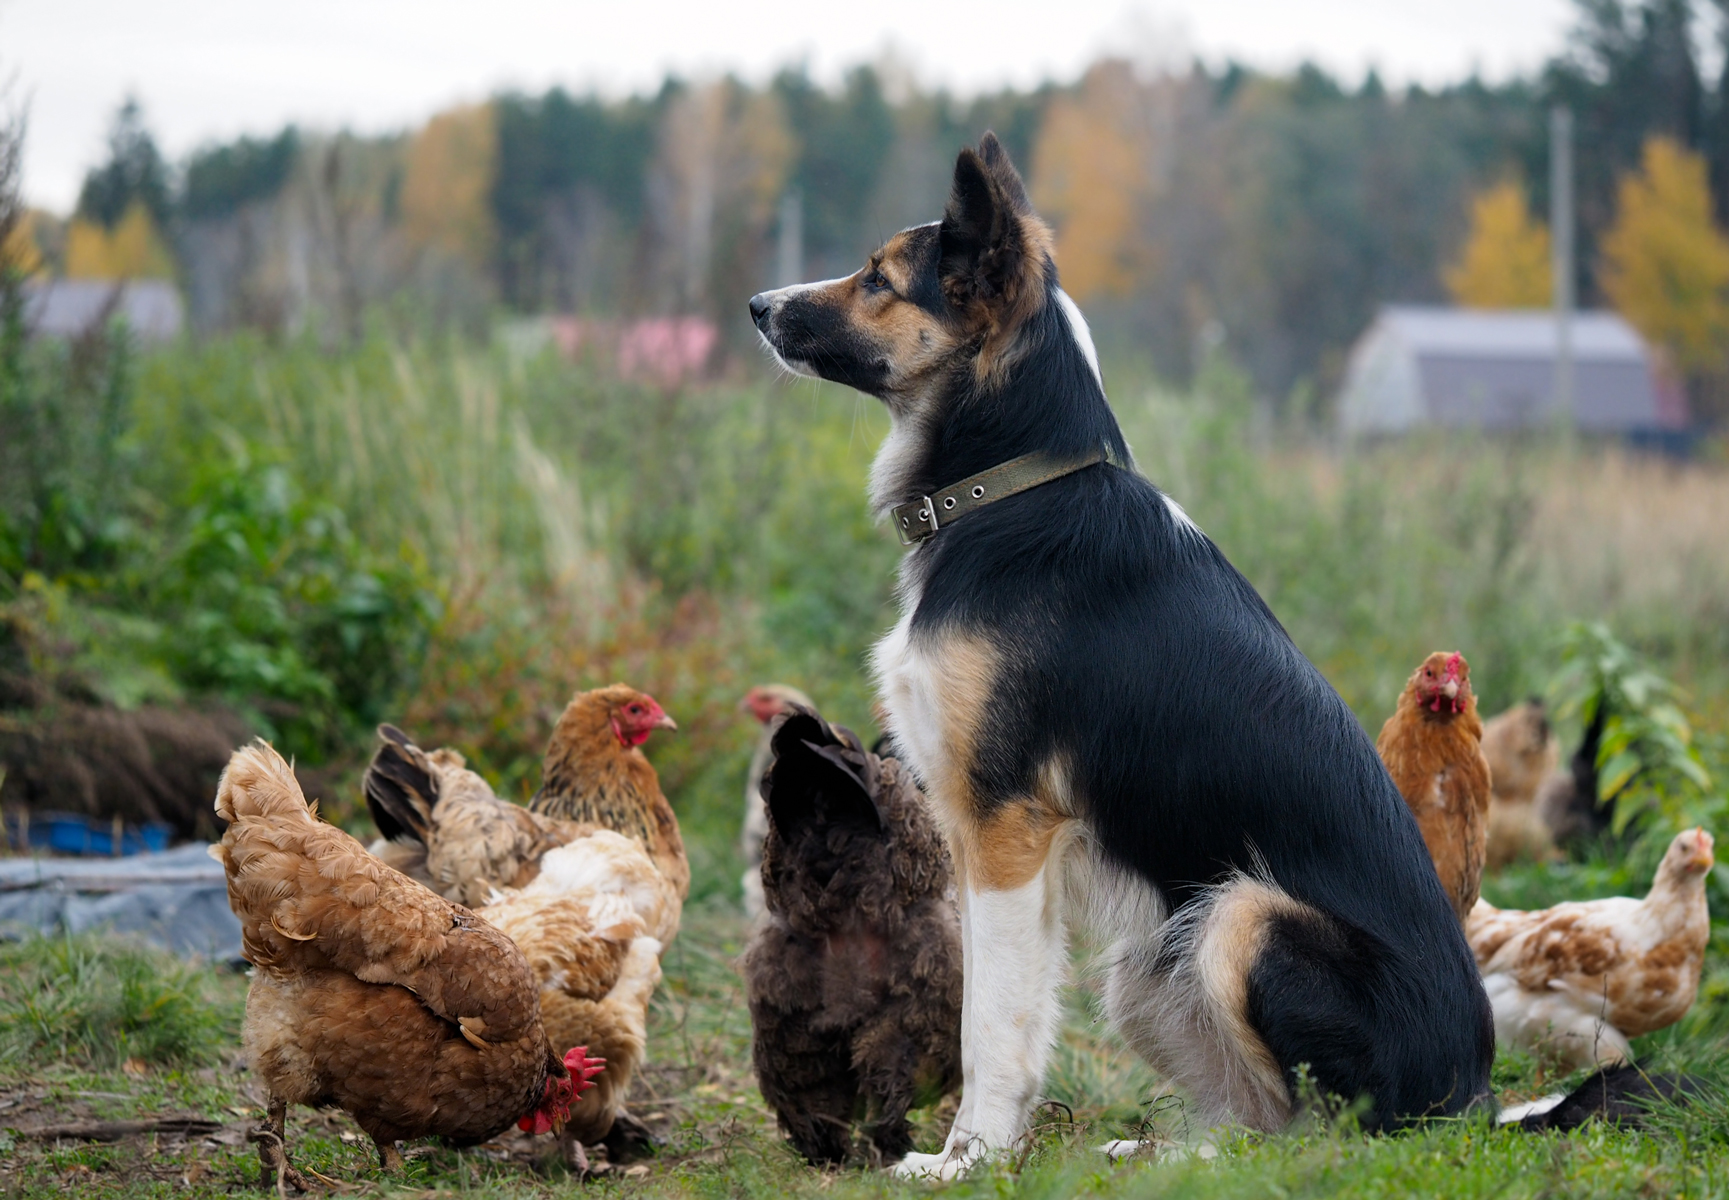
531;684;689;912
212;741;602;1189
1481;699;1561;869
363;721;677;1159
1469;827;1714;1069
1376;651;1493;923
737;683;814;918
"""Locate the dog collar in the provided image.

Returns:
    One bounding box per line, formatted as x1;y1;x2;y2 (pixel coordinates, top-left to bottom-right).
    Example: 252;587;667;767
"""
891;447;1109;546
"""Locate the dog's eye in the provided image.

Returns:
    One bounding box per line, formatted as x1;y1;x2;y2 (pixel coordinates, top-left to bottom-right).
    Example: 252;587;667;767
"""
863;270;890;293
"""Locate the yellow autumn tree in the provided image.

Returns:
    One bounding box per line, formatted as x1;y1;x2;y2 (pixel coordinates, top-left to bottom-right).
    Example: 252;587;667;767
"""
1444;180;1552;308
2;208;44;276
400;103;498;269
64;201;174;279
1600;137;1729;372
1031;61;1153;303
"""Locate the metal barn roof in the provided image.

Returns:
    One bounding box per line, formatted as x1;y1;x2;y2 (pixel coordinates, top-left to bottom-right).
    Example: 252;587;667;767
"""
22;279;185;343
1338;306;1689;434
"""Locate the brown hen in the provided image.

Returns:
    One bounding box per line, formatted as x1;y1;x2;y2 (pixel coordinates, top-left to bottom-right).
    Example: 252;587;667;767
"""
531;684;689;909
1376;651;1493;923
362;723;676;1160
1480;699;1561;869
212;742;591;1189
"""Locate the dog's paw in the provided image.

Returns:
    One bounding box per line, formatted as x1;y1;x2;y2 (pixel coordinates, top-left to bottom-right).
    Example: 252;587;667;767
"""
891;1145;982;1181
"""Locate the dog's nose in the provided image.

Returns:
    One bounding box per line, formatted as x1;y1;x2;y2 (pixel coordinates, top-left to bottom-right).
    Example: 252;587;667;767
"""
748;293;772;329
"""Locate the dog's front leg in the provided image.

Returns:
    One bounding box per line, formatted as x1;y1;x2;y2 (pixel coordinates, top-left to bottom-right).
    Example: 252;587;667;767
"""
893;859;1067;1180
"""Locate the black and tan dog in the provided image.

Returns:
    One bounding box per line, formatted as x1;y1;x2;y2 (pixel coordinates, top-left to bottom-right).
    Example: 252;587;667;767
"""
748;135;1492;1178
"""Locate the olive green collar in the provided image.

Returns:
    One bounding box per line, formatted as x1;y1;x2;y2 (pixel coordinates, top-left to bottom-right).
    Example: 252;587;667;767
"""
891;447;1109;546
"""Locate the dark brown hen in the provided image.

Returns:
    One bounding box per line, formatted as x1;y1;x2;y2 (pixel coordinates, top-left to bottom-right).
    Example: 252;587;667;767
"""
741;705;961;1166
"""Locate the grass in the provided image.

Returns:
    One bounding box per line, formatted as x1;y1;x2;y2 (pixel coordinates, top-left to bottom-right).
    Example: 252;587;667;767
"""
1;910;1728;1198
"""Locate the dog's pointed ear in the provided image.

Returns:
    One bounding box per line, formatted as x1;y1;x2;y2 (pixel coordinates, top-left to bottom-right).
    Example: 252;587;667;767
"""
939;133;1044;314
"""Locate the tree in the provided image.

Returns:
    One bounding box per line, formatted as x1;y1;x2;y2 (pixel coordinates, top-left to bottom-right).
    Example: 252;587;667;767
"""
772;67;896;277
1544;0;1705;297
75;97;171;229
64;201;175;279
1600;136;1729;372
182;128;299;221
400;103;499;271
1031;61;1154;303
1443;180;1552;307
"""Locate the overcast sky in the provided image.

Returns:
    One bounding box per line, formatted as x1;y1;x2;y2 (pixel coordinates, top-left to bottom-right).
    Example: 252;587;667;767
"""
4;0;1576;211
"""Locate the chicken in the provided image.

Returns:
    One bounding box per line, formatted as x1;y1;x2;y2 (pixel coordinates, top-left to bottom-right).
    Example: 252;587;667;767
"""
1482;699;1561;869
363;723;676;1161
211;741;603;1189
741;704;962;1166
365;725;585;909
1469;827;1714;1069
1376;651;1493;922
530;683;689;911
737;683;814;918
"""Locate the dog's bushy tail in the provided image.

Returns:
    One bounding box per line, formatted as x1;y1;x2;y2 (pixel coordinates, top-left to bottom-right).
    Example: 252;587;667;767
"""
1105;876;1303;1132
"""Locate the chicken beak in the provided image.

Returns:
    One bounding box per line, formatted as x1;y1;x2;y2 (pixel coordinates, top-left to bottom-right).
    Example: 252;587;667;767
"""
653;712;678;731
1442;679;1459;700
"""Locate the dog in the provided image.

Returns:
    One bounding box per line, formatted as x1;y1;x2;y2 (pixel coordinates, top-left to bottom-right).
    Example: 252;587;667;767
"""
748;134;1494;1178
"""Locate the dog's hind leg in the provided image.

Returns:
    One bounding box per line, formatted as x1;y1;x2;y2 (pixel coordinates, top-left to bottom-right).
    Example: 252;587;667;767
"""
893;853;1068;1180
1105;877;1297;1133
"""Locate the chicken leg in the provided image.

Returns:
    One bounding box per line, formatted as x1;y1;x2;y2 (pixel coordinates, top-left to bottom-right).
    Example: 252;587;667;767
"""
372;1137;405;1172
250;1098;313;1194
558;1125;591;1175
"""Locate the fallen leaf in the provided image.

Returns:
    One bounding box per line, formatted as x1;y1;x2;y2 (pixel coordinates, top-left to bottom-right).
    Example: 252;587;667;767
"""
122;1059;149;1077
625;1164;650;1177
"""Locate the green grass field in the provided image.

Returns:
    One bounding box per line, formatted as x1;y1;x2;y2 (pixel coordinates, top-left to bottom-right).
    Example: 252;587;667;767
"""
2;884;1728;1199
4;328;1729;1195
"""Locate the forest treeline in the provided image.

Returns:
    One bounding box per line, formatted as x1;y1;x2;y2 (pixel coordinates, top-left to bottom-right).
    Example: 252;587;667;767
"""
17;0;1729;408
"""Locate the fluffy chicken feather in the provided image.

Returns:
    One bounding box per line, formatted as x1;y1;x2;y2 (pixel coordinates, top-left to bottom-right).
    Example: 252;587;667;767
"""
362;723;676;1157
1376;651;1493;923
1469;827;1714;1069
211;741;588;1189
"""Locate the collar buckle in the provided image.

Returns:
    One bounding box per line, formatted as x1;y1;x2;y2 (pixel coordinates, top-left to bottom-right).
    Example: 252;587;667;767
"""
893;495;938;545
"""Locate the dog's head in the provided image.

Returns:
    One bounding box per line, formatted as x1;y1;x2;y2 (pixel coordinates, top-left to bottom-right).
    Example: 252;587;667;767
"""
749;132;1058;411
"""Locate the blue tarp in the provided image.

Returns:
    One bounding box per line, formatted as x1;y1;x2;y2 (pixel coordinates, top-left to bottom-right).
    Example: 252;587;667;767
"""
0;843;242;963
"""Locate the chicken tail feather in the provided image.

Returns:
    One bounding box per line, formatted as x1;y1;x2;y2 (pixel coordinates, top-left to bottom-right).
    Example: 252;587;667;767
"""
363;725;440;846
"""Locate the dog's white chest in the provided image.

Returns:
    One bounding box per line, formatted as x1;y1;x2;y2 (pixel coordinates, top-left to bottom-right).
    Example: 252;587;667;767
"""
870;609;951;799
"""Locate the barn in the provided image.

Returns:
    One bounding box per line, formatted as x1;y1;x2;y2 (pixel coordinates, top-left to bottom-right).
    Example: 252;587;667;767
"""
22;278;185;343
1337;306;1689;435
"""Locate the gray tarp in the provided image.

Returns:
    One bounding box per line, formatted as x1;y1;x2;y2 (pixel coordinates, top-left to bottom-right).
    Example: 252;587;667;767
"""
0;843;242;963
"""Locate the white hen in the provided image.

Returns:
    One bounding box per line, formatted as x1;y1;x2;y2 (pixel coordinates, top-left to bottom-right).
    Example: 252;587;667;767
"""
1468;827;1714;1069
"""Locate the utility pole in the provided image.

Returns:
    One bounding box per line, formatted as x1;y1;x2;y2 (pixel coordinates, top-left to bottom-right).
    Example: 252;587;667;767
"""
1551;106;1575;429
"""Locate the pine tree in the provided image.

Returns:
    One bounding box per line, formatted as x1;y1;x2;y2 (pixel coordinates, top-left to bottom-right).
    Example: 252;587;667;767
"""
75;98;171;230
1443;180;1552;308
1600;136;1729;372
